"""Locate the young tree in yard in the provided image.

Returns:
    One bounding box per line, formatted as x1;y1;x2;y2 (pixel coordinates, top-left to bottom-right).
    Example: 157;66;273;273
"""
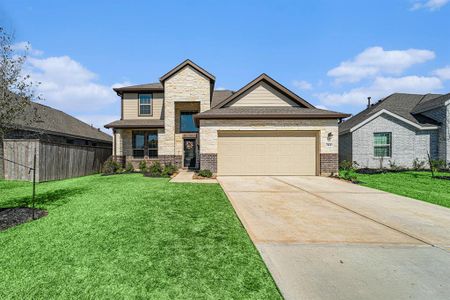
0;27;41;180
0;27;41;143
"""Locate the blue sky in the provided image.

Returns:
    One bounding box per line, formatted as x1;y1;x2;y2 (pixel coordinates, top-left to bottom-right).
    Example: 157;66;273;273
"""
1;0;450;132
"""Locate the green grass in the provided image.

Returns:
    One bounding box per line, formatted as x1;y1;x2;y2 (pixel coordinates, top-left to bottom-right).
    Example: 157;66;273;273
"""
0;174;281;299
344;171;450;208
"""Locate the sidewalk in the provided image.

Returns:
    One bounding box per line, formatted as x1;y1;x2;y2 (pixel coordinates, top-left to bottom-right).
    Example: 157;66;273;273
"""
170;170;217;184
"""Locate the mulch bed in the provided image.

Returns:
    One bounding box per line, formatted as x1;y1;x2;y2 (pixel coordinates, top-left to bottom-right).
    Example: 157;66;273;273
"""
0;207;47;231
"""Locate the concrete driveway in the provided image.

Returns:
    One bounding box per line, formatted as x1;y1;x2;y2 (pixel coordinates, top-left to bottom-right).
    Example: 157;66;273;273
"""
218;176;450;300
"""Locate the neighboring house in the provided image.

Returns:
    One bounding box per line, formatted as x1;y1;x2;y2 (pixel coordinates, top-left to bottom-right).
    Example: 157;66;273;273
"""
105;59;349;176
339;93;450;169
1;102;112;181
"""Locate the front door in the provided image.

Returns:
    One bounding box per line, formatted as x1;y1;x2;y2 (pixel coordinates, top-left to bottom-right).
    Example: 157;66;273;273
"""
183;139;196;169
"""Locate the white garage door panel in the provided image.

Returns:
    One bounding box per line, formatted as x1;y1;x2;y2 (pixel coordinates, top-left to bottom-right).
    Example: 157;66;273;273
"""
218;131;317;175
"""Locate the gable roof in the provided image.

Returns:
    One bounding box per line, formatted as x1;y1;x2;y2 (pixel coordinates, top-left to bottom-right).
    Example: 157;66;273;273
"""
159;59;215;83
13;102;112;143
339;93;442;134
411;93;450;114
213;73;315;109
113;82;163;95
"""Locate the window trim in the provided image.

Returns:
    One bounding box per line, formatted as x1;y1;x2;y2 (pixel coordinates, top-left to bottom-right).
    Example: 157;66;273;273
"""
373;132;392;158
138;93;153;116
132;130;158;158
179;111;199;133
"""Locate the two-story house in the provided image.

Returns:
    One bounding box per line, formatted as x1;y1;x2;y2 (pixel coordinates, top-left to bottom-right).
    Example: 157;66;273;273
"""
105;60;349;175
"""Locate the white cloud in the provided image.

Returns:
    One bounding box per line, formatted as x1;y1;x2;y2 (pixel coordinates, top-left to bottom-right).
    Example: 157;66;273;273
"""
411;0;449;11
12;41;43;56
433;66;450;80
23;52;121;114
317;76;443;106
327;47;435;83
292;80;312;90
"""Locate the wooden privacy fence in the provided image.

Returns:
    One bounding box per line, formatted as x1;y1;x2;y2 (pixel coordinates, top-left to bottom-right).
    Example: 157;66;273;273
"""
3;139;111;182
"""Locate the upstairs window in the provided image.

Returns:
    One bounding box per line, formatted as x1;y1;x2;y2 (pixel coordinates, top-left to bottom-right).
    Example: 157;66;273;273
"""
180;111;199;133
373;132;391;157
139;94;152;116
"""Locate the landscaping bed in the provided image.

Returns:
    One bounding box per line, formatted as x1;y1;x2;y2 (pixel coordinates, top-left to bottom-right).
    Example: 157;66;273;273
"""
0;175;280;299
0;207;47;231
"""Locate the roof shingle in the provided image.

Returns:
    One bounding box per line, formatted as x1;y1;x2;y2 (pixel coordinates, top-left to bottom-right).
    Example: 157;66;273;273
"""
339;93;443;134
13;102;112;142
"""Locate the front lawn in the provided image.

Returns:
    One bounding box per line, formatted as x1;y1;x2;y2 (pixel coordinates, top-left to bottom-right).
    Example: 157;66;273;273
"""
348;171;450;208
0;174;281;299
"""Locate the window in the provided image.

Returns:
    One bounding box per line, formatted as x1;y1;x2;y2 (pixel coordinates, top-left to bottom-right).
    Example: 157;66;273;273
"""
139;94;152;116
373;132;391;157
147;132;158;158
132;131;145;158
132;131;158;158
180;111;199;133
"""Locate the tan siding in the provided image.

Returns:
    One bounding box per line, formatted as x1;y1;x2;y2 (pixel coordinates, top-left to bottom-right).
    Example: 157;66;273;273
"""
228;82;299;107
122;92;164;119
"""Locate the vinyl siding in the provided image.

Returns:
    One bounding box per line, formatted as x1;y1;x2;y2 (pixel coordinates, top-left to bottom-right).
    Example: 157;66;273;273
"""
227;82;299;107
122;92;164;120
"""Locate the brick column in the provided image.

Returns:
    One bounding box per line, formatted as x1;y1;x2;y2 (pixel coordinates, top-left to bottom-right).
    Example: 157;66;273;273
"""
200;153;217;173
320;153;338;175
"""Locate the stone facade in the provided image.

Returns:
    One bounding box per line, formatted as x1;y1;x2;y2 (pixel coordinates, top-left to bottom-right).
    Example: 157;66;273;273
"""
199;118;339;175
158;66;211;156
341;113;439;169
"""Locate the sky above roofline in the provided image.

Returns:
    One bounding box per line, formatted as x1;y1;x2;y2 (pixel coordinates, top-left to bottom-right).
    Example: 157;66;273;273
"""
1;0;449;132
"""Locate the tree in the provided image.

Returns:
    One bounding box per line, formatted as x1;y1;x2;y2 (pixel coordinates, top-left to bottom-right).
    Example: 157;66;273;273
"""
0;27;42;180
0;27;41;141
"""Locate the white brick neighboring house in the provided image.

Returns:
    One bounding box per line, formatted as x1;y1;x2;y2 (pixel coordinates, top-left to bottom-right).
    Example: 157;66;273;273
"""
339;93;450;169
105;59;350;175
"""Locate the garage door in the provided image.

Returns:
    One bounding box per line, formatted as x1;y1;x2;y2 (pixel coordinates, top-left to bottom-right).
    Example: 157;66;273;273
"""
217;130;318;175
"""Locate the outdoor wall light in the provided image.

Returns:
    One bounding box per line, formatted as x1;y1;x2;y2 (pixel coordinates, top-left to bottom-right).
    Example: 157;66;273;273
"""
327;132;334;141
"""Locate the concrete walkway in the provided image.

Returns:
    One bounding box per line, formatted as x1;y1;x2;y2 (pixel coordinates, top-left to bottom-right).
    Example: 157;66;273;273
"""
170;170;217;183
218;176;450;300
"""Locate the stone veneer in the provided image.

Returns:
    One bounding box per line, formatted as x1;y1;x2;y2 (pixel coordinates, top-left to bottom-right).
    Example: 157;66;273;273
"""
158;65;211;156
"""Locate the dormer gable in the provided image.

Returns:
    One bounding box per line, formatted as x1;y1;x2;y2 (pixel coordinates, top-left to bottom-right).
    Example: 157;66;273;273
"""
214;74;314;109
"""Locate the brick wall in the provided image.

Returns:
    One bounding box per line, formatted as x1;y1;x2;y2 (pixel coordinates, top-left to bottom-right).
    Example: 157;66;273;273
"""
200;153;217;172
320;153;338;175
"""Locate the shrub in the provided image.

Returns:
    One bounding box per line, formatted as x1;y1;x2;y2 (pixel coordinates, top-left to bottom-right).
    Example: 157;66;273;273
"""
339;160;358;182
138;160;147;173
339;160;358;171
162;163;178;177
412;158;426;171
388;160;402;171
125;162;134;173
430;159;447;173
149;161;163;176
102;158;122;174
197;169;213;178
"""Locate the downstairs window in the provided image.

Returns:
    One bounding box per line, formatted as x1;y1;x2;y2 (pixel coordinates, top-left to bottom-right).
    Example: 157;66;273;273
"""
132;131;158;158
373;132;391;157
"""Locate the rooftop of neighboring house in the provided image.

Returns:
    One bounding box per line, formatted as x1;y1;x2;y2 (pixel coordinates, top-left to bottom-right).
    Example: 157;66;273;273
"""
339;93;450;134
11;101;112;143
